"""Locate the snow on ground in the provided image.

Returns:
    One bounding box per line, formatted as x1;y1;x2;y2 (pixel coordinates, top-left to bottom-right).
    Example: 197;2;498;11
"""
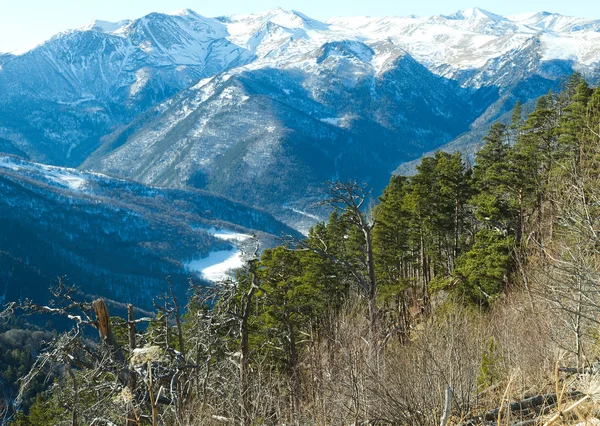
79;19;131;34
0;155;87;190
185;249;246;282
320;117;342;126
0;156;19;171
281;206;323;236
185;227;253;282
205;227;253;242
49;172;86;190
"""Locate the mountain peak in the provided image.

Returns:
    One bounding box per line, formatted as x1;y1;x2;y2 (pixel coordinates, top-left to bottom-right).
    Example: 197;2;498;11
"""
232;8;328;31
169;8;196;16
448;7;506;21
508;10;600;32
78;19;131;34
508;11;555;22
168;8;208;20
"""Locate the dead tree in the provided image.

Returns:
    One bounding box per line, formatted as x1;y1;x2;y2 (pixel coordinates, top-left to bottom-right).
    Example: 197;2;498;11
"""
6;279;202;425
221;237;260;426
316;181;377;302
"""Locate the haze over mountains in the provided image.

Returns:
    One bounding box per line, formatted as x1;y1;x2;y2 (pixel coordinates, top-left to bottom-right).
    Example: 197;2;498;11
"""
1;6;600;303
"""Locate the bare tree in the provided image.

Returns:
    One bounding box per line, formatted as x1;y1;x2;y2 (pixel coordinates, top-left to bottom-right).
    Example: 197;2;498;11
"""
316;181;377;301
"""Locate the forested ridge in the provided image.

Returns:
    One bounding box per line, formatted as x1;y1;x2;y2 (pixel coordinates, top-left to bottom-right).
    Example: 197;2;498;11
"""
4;73;600;425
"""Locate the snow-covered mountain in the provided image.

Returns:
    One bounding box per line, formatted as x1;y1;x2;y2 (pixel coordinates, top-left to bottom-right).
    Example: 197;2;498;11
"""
0;154;297;307
1;7;600;217
82;41;482;215
0;9;254;165
329;8;600;82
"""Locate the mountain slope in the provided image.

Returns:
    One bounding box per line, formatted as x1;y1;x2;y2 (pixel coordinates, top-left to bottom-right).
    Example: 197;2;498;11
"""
2;7;599;168
0;10;254;166
83;44;483;215
0;155;297;308
328;7;600;83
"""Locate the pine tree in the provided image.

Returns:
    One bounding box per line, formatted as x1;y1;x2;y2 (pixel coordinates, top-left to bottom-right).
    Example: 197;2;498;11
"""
582;87;600;170
509;101;523;143
257;247;325;413
557;79;592;165
11;393;66;426
471;123;518;234
373;175;412;293
454;229;515;307
404;155;439;307
435;151;473;272
508;93;558;246
372;175;414;338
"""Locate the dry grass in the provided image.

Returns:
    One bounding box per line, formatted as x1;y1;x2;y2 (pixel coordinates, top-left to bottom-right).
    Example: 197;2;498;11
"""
177;289;600;426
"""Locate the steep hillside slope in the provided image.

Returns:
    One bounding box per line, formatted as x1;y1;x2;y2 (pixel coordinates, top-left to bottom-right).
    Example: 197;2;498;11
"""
0;155;297;308
0;10;253;166
83;45;483;213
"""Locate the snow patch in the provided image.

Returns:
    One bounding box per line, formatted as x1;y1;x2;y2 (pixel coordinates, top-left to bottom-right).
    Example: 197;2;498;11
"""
79;20;132;34
184;227;252;281
289;208;321;222
0;156;87;190
320;117;342;126
203;227;253;242
185;250;245;282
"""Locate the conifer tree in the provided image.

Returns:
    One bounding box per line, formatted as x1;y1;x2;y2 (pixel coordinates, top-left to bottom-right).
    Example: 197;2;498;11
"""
471;123;517;234
372;176;413;336
373;175;411;293
435;151;473;271
582;87;600;170
509;101;523;143
257;247;326;413
508;94;558;245
558;80;592;165
454;229;515;307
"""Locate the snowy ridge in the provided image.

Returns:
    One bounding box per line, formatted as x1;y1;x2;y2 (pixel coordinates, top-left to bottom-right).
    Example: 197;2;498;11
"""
0;155;92;190
79;8;600;220
79;19;132;34
9;6;600;91
327;8;600;80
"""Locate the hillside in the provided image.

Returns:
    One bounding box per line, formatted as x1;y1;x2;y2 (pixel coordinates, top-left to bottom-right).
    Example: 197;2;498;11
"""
0;155;298;309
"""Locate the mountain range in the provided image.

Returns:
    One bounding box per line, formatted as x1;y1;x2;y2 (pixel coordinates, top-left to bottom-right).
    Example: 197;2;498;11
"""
1;6;600;304
2;7;599;216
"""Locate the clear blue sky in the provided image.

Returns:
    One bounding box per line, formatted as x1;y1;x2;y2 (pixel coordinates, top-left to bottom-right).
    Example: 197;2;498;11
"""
1;0;599;53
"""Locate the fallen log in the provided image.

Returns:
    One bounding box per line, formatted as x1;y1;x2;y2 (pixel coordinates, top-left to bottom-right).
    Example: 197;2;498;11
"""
558;366;597;374
460;391;583;425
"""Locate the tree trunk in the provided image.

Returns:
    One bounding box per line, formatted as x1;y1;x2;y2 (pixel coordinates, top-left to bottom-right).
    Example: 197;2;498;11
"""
127;304;139;426
168;278;186;358
364;227;377;301
518;188;524;245
65;363;78;426
287;313;299;416
92;299;125;363
240;265;257;426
